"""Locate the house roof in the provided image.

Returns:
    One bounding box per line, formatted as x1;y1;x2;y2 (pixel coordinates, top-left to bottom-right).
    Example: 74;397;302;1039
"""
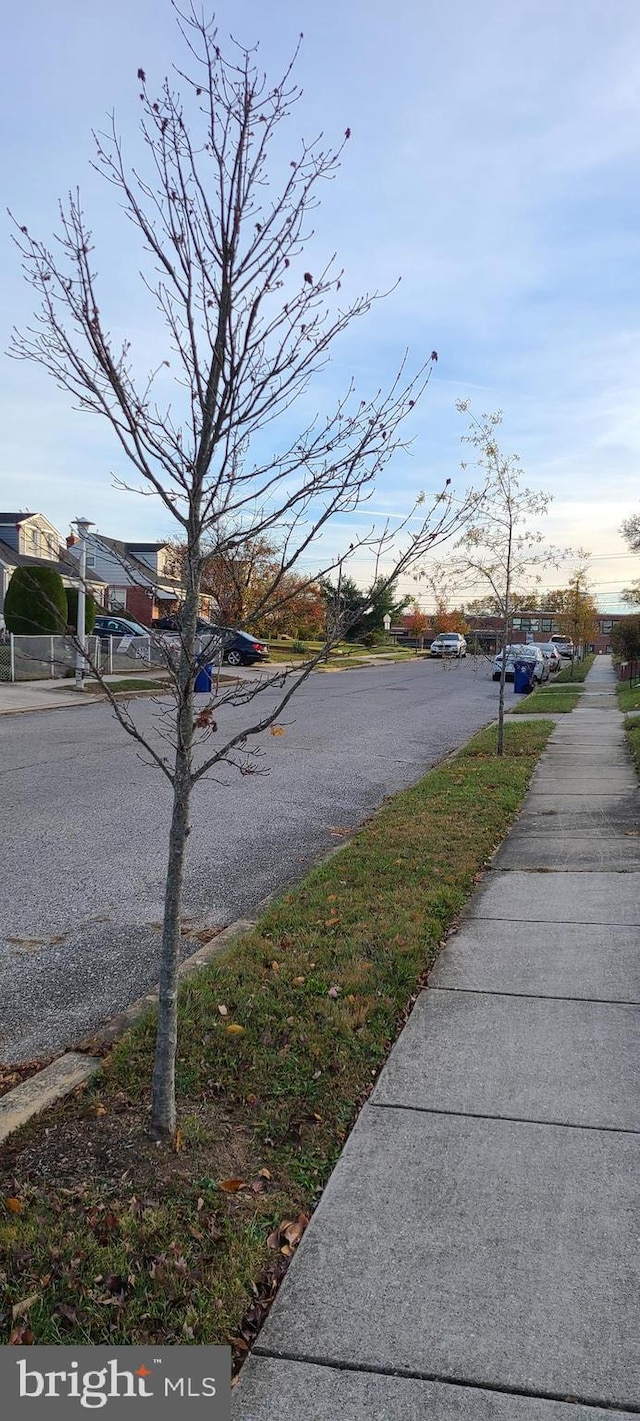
0;512;36;524
0;538;106;587
87;534;183;592
126;541;168;552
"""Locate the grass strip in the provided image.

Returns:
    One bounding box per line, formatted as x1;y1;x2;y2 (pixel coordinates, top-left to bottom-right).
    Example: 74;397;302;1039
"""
624;716;640;776
512;687;582;714
554;654;595;683
616;680;640;713
86;678;171;695
0;719;553;1350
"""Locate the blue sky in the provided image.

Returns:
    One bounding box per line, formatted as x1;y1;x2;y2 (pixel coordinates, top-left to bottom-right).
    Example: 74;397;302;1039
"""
2;0;640;609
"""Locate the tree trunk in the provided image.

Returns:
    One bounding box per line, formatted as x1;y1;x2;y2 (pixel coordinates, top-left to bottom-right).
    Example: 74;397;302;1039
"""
150;757;192;1138
150;525;200;1140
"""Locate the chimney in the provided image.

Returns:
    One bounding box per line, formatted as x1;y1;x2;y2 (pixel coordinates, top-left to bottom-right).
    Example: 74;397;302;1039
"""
66;532;79;547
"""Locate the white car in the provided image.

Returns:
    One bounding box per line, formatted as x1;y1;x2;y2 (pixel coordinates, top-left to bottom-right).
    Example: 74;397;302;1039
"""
492;644;548;684
538;642;563;673
550;635;574;658
430;632;467;658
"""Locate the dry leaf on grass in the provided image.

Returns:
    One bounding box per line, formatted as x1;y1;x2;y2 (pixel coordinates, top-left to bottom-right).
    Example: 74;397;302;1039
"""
5;1197;23;1213
225;1024;244;1036
12;1294;40;1321
218;1178;247;1193
217;1004;228;1017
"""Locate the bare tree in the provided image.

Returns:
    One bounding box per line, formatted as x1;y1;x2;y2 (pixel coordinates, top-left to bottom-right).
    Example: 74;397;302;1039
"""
9;8;478;1138
421;404;563;754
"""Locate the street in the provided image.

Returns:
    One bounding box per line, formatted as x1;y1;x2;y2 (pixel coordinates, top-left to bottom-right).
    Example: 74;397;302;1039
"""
1;657;500;1063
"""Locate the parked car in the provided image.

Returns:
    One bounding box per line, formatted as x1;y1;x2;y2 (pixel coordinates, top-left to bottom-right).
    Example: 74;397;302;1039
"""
550;634;574;658
538;642;563;673
154;614;214;633
430;632;467;658
211;627;269;667
93;615;150;640
492;644;548;684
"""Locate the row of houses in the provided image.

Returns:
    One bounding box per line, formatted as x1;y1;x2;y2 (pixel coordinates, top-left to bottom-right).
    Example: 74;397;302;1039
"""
0;511;216;626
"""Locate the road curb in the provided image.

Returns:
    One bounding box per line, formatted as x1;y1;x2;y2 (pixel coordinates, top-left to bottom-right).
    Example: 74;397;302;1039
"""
0;917;257;1145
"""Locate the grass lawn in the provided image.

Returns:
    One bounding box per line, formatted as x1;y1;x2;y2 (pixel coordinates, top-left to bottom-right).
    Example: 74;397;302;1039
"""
554;654;595;683
86;678;172;695
512;685;582;714
616;680;640;713
0;719;553;1351
625;716;640;775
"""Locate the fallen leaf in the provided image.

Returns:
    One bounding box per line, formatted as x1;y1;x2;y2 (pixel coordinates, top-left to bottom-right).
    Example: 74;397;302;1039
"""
225;1024;244;1036
94;1103;107;1117
218;1178;247;1193
56;1303;78;1325
5;1198;23;1214
12;1294;40;1321
266;1229;280;1249
269;725;286;737
326;894;338;902
196;1197;205;1212
228;1335;250;1352
293;976;305;986
9;1326;34;1346
173;1128;183;1154
217;1004;228;1017
259;1168;272;1180
271;960;280;972
324;917;341;927
328;985;340;999
280;1213;310;1247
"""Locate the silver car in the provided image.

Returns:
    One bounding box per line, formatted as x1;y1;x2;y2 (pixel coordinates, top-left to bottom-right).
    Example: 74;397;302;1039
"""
492;644;548;684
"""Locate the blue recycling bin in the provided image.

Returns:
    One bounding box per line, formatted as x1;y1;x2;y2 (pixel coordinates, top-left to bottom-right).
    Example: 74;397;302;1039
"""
513;658;535;695
194;662;213;693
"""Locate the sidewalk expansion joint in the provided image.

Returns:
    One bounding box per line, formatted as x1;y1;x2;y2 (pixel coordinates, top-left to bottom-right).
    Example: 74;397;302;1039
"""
426;986;640;1007
249;1346;640;1414
462;913;640;927
369;1101;640;1136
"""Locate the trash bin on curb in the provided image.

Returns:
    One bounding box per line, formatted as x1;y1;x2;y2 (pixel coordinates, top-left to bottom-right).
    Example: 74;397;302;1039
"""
513;658;535;694
194;662;213;693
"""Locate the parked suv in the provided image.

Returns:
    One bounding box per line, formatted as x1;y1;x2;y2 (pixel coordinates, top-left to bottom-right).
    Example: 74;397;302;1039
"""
430;632;467;659
550;635;574;658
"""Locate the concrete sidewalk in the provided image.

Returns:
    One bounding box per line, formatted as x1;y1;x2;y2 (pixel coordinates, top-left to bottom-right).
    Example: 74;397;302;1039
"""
232;656;640;1418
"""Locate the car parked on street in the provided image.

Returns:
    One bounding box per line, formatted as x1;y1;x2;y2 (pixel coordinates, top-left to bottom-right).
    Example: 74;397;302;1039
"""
430;632;467;658
492;644;548;684
211;627;269;666
550;634;574;658
538;642;563;673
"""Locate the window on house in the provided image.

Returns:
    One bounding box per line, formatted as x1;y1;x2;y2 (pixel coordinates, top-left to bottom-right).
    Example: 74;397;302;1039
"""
86;551;96;568
602;619;612;634
512;617;522;630
108;587;128;611
541;618;553;632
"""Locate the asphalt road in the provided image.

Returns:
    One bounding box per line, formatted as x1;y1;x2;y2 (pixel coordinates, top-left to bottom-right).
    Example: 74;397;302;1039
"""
0;657;500;1063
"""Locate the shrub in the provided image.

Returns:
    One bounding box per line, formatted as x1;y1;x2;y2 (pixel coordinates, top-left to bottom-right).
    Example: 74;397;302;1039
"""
4;565;67;634
611;617;640;663
66;587;97;635
291;640;309;654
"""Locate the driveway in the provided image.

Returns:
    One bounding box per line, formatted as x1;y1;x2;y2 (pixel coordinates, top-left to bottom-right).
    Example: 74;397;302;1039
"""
1;657;499;1063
